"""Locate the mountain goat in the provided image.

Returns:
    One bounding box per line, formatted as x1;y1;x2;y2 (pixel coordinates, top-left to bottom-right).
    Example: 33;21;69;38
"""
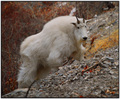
17;16;88;88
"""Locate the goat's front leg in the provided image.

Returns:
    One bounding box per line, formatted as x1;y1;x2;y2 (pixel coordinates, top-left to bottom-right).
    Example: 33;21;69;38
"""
71;44;86;61
46;50;63;69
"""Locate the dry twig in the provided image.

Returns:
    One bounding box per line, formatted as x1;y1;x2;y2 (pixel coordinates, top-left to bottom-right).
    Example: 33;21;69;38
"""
25;80;37;98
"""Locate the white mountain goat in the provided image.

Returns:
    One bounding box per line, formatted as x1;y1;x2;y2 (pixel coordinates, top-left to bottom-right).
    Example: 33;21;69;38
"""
17;16;88;88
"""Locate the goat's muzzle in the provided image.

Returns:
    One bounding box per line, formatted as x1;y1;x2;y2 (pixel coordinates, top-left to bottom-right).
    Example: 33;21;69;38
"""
83;37;87;40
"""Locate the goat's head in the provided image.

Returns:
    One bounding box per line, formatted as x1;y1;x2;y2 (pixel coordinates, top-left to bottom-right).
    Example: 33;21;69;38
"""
71;16;88;43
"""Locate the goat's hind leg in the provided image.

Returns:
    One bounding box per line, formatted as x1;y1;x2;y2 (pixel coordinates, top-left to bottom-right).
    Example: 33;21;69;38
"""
17;57;37;88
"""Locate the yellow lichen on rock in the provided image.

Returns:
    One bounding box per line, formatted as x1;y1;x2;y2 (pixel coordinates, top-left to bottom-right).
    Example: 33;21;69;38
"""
87;29;118;57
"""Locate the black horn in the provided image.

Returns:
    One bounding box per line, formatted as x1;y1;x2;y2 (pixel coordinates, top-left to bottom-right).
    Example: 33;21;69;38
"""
82;14;85;23
76;16;80;24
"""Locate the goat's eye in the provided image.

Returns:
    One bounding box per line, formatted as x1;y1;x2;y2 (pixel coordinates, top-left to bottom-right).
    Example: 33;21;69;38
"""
85;26;87;28
77;27;79;29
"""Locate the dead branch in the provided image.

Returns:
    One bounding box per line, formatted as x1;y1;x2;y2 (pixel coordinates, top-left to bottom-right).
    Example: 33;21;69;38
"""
25;80;37;98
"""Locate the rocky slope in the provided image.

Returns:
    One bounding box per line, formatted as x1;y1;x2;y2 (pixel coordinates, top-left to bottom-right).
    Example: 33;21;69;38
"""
2;6;119;98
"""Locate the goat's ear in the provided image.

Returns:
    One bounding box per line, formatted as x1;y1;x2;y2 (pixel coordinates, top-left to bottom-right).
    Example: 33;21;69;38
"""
85;19;92;24
71;23;77;27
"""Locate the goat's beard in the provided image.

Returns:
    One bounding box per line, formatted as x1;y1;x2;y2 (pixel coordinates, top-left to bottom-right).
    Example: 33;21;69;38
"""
82;41;87;47
77;39;87;47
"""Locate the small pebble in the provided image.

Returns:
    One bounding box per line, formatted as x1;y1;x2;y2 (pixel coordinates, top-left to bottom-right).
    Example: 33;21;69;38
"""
106;57;114;63
114;61;118;66
109;70;114;75
104;61;111;66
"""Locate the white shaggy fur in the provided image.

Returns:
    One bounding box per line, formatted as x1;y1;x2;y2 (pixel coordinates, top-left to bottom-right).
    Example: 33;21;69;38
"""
17;16;88;88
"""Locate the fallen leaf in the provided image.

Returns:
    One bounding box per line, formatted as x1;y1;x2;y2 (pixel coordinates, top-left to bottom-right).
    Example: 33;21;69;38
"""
84;65;88;70
79;95;83;98
81;70;84;75
89;69;92;73
39;90;43;92
106;89;110;93
110;91;115;94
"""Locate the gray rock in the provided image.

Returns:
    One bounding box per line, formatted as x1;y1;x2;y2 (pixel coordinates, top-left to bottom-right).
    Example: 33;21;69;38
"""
115;49;118;52
105;57;114;63
109;70;114;74
103;61;111;66
2;88;28;98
